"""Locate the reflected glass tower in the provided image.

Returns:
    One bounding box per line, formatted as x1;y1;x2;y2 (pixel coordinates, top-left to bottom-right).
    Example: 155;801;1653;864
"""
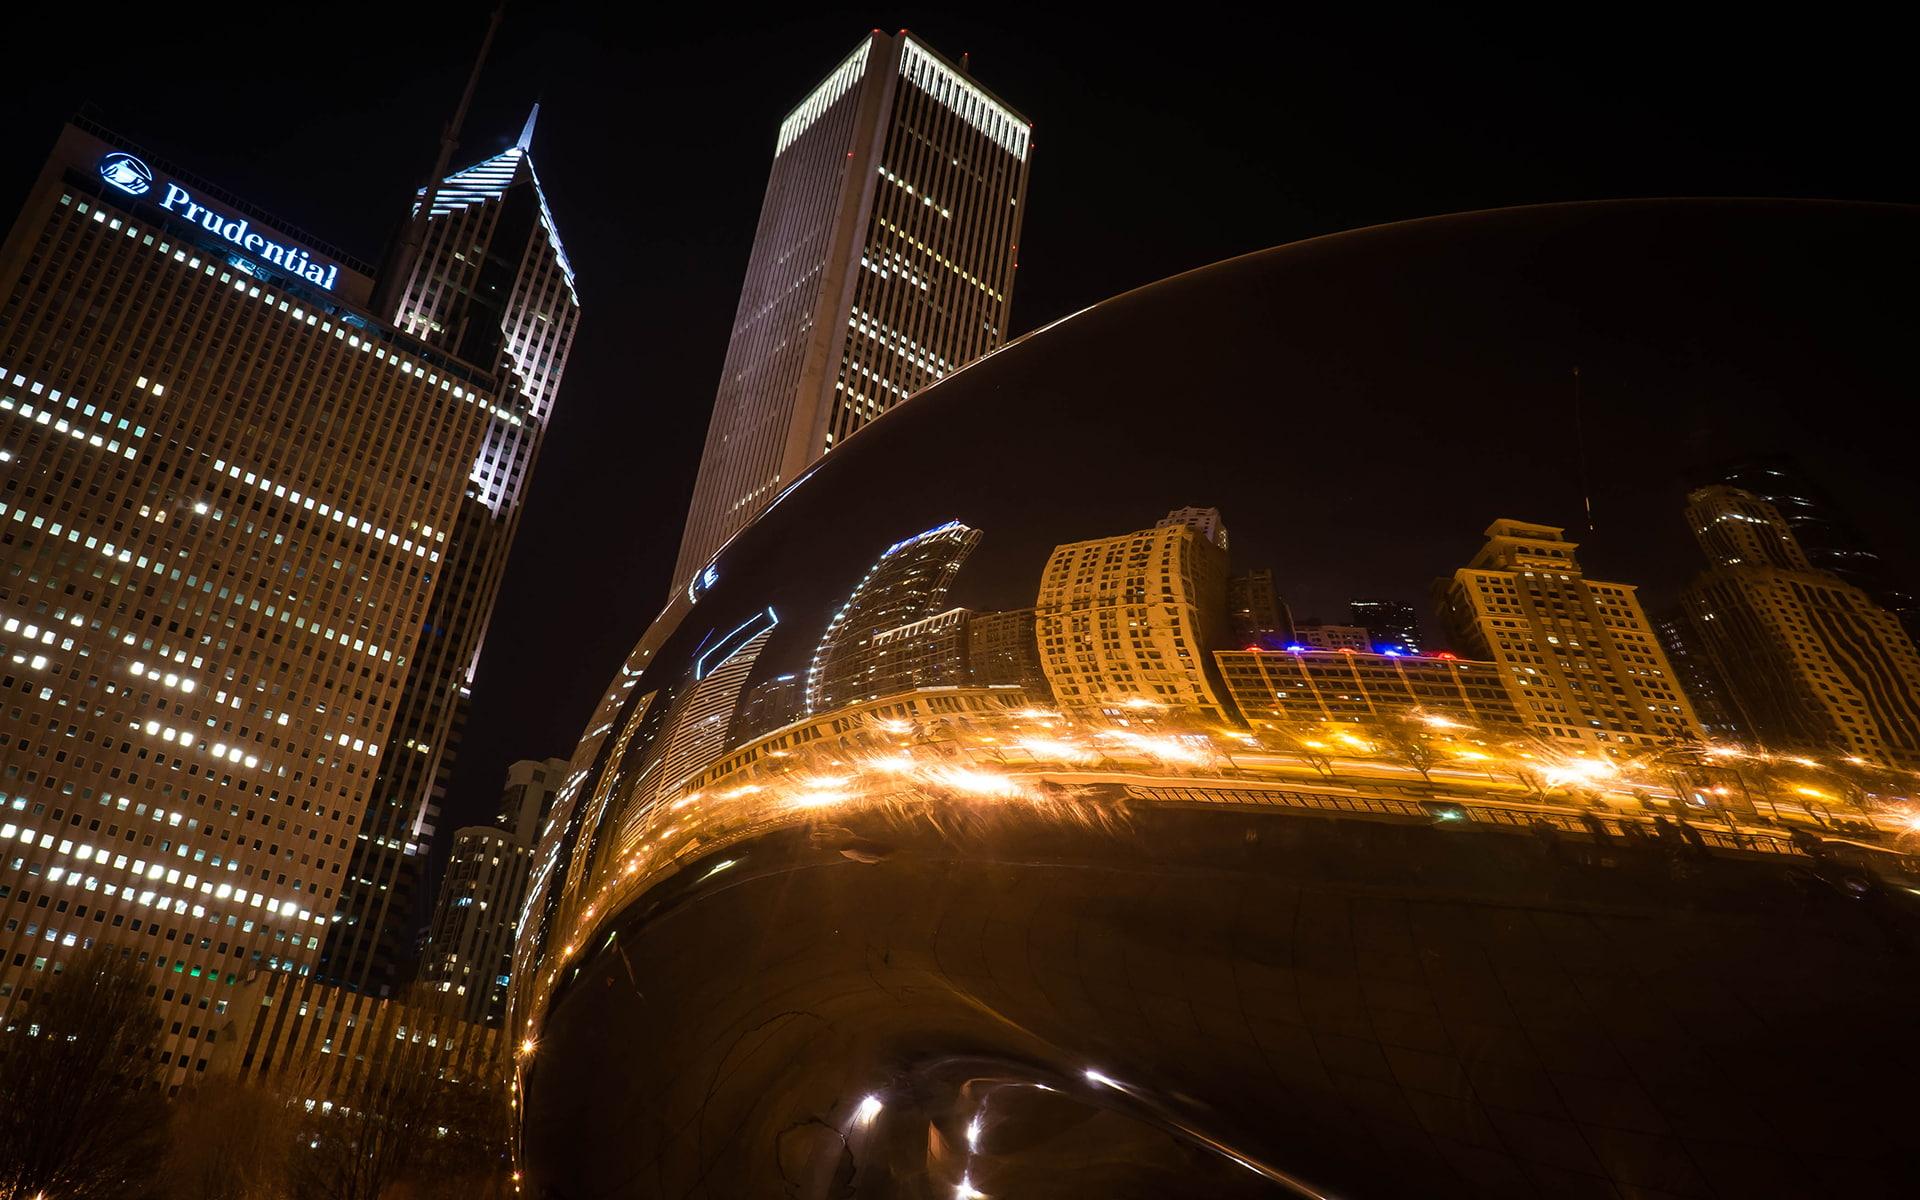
318;112;581;996
673;31;1032;592
808;520;981;713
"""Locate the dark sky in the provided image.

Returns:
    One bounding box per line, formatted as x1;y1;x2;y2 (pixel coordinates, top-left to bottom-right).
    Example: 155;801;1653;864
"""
3;4;1914;887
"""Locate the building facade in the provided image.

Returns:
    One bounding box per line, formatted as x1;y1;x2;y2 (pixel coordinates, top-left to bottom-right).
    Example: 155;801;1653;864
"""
0;121;510;1089
1436;519;1700;750
318;114;580;997
418;757;568;1026
1035;508;1231;724
1679;486;1920;766
672;31;1032;591
1216;647;1523;730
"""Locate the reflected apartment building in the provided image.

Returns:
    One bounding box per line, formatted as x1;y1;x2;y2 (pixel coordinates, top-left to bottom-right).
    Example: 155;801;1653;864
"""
1035;507;1232;725
0;120;543;1088
1217;646;1523;732
1436;520;1700;750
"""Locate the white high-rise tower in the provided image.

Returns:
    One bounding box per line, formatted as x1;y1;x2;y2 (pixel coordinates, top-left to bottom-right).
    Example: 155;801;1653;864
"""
673;31;1032;593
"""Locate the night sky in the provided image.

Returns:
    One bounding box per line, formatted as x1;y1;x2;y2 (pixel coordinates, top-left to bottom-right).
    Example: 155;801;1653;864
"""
2;4;1913;888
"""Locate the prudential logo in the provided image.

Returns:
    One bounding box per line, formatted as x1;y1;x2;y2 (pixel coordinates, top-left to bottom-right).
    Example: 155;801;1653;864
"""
99;152;154;196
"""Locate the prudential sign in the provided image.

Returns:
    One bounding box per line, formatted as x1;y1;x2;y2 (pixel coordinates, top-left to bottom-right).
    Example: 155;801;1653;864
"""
98;151;340;291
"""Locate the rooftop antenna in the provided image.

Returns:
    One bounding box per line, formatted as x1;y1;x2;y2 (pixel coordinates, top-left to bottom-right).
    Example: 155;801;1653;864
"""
372;1;507;322
1572;365;1595;533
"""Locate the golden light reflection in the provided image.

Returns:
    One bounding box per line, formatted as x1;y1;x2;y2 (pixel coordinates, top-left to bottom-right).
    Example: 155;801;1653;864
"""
523;695;1920;1041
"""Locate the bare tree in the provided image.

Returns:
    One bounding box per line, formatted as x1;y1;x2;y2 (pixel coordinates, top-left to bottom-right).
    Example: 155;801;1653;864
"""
1292;736;1337;778
0;945;166;1200
1379;720;1440;785
157;1079;293;1200
291;987;510;1200
1508;763;1551;800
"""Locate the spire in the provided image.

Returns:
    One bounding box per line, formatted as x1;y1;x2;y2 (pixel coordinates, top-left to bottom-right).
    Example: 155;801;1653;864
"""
517;102;540;153
371;1;506;321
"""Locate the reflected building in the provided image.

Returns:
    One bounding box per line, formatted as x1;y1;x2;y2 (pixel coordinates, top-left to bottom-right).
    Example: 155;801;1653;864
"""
419;757;568;1025
864;605;1049;704
1436;520;1700;750
320;113;581;996
1036;508;1231;724
1217;647;1523;730
1226;569;1291;649
1713;455;1919;639
736;671;805;741
1291;622;1371;652
807;521;981;713
656;613;779;795
1652;605;1745;742
672;31;1032;591
966;607;1046;695
1679;485;1920;766
1349;598;1420;655
867;607;971;695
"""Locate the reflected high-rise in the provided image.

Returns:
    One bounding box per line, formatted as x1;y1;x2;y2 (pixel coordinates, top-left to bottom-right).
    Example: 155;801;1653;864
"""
672;31;1032;594
1680;485;1920;765
1035;507;1232;725
1436;520;1701;751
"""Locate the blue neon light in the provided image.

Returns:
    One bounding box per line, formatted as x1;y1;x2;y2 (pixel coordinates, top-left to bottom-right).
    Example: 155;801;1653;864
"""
99;152;153;196
99;149;341;292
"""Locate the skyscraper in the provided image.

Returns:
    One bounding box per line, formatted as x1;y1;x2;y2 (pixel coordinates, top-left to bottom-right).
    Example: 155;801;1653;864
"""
1349;598;1420;655
318;114;580;996
1035;508;1231;724
0;120;520;1088
1679;486;1920;766
419;757;568;1025
672;31;1032;591
1436;520;1700;750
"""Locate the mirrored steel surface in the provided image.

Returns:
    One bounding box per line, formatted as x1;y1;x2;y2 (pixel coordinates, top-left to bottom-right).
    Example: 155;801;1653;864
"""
515;201;1920;1198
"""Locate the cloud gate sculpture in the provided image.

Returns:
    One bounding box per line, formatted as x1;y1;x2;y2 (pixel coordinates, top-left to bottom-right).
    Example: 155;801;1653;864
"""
511;201;1920;1198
